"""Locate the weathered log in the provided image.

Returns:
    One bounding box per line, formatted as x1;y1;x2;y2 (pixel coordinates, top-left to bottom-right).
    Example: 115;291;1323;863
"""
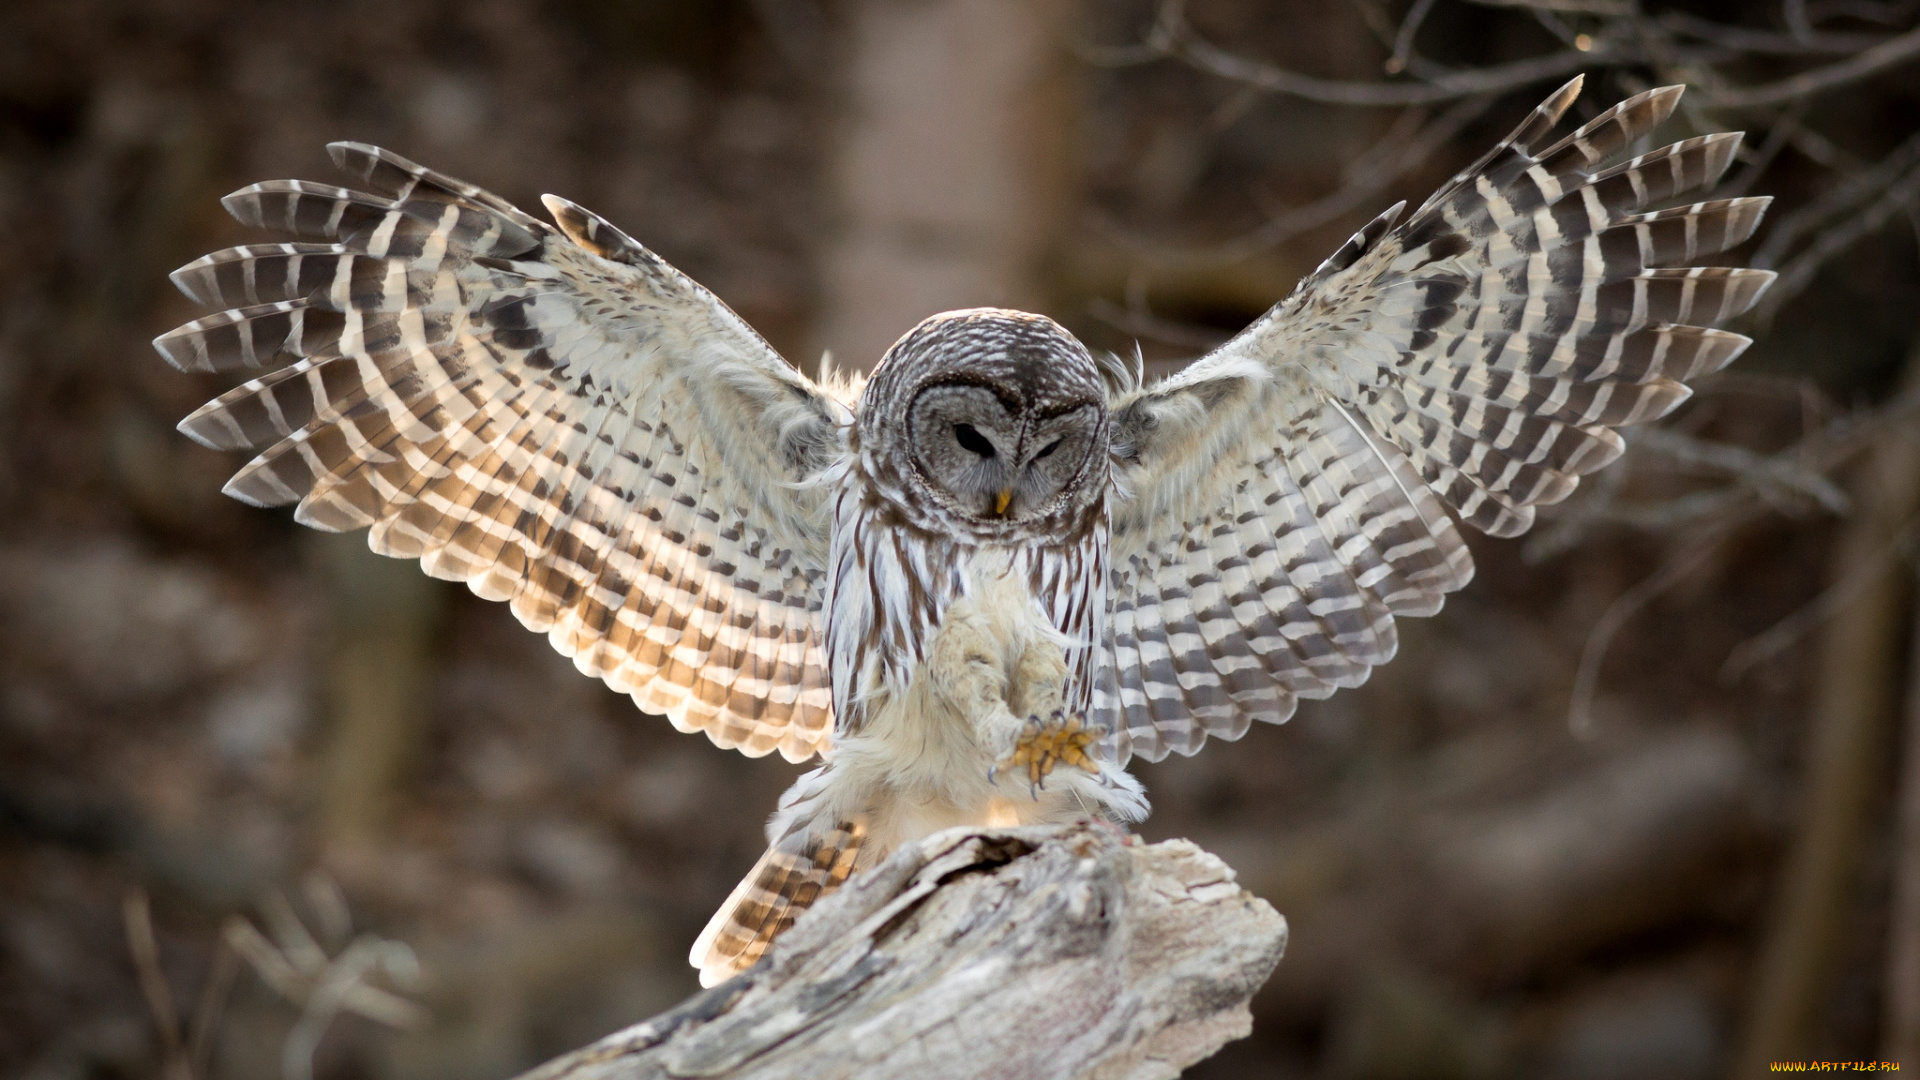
511;822;1286;1080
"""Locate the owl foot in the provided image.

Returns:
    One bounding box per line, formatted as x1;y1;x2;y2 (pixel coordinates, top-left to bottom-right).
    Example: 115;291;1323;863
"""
991;711;1099;796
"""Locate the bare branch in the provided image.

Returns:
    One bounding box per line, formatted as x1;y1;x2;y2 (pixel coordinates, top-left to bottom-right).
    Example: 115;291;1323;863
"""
1150;0;1622;105
1721;518;1920;682
1463;0;1631;12
1087;298;1230;352
1757;157;1920;321
223;886;426;1080
1660;12;1892;55
1567;531;1731;738
124;892;193;1080
1808;0;1920;24
1719;106;1805;198
186;941;239;1080
1102;93;1495;266
1632;427;1851;516
1704;23;1920;107
1389;0;1442;75
1789;0;1818;42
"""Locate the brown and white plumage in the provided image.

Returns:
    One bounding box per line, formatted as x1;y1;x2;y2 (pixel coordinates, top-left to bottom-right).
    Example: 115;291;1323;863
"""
1097;77;1772;761
156;144;846;763
156;78;1770;987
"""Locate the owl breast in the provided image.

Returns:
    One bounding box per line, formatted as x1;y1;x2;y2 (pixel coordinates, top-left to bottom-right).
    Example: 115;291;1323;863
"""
822;464;1109;747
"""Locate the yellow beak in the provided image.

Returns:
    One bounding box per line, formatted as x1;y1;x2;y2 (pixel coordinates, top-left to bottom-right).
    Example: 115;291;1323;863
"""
993;489;1013;516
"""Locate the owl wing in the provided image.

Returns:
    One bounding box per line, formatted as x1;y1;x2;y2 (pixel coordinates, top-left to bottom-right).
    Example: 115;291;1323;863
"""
155;145;849;762
1098;78;1774;762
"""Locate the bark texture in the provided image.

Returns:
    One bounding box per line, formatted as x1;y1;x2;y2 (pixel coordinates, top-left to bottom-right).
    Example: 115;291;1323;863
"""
512;823;1286;1080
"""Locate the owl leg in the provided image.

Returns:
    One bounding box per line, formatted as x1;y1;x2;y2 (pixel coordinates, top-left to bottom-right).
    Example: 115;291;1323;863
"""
996;641;1098;791
924;610;1027;756
1007;638;1067;717
922;615;1102;796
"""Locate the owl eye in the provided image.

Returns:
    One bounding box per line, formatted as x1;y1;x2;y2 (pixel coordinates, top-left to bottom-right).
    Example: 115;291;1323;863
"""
1032;439;1062;460
953;423;996;458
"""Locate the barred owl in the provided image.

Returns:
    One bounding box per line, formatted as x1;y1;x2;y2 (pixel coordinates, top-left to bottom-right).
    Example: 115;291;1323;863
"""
154;78;1772;986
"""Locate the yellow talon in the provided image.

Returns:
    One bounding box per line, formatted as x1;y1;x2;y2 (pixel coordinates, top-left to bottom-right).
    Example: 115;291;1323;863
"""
997;711;1098;791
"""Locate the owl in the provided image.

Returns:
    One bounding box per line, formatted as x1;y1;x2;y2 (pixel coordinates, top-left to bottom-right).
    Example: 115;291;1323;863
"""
154;78;1772;986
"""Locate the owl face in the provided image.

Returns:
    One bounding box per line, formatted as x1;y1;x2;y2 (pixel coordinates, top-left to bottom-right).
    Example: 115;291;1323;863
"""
907;382;1101;522
860;309;1110;542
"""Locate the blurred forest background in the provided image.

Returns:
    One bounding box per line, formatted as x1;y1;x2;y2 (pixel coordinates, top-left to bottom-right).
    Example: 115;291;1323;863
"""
3;1;1920;1078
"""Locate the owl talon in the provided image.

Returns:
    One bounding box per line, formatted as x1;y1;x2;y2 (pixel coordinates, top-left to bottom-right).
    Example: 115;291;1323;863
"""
994;710;1098;793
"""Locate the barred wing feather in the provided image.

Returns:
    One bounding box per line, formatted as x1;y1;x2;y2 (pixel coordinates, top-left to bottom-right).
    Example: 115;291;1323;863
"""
155;144;847;762
1101;78;1773;763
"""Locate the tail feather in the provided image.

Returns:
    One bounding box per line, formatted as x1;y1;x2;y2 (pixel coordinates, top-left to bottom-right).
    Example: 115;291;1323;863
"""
690;819;866;988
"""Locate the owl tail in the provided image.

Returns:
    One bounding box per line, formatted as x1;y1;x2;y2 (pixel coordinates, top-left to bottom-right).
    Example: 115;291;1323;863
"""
690;818;867;987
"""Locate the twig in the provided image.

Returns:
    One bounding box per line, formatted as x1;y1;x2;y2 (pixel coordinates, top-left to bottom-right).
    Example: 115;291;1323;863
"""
1633;427;1851;515
1534;379;1920;553
1808;0;1920;24
1756;159;1920;323
222;882;427;1080
1704;23;1920;107
124;892;194;1080
187;942;240;1080
1103;93;1495;266
1718;104;1806;198
1566;530;1731;739
1789;0;1818;41
1721;517;1920;682
1463;0;1631;12
1660;12;1890;55
1149;0;1624;106
1389;0;1442;74
1086;297;1230;352
1753;128;1920;269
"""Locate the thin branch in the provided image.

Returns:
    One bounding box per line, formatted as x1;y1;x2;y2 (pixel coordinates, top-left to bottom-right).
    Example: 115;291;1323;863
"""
1719;105;1806;198
1807;0;1920;24
1660;12;1892;54
1103;93;1495;266
1788;0;1818;41
1721;517;1920;682
1152;0;1623;105
1463;0;1632;12
1567;531;1731;738
1754;131;1920;269
1632;427;1851;515
1704;23;1920;107
125;892;192;1080
187;940;239;1080
1757;158;1920;322
1390;0;1442;74
1087;298;1230;352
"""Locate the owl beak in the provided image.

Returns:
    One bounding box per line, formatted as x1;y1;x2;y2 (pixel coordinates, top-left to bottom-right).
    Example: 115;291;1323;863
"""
993;489;1013;516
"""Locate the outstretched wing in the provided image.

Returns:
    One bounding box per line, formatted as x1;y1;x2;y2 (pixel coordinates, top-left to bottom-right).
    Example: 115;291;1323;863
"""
1098;78;1774;762
155;145;848;762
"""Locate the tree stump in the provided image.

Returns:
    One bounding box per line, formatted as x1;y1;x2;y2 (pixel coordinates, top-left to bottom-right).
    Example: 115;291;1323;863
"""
512;822;1286;1080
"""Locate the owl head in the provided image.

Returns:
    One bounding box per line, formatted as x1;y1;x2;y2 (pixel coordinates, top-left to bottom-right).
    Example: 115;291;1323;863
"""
858;309;1110;542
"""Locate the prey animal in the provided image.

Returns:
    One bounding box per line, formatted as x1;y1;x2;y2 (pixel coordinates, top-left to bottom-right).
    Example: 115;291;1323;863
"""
153;77;1774;985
